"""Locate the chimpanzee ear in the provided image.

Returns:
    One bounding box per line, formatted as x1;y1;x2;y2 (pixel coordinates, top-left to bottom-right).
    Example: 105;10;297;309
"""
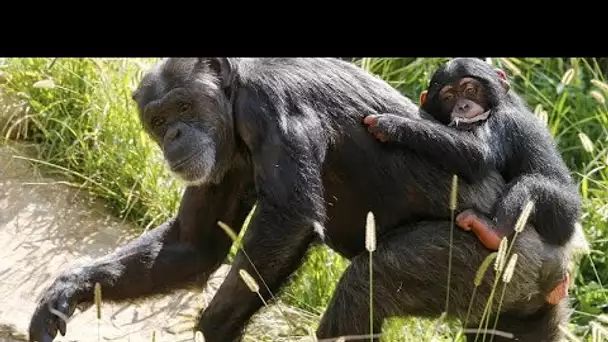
495;68;510;92
198;57;236;89
420;90;428;105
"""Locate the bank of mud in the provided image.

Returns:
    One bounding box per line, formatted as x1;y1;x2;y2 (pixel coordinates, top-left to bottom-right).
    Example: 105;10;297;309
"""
0;143;300;341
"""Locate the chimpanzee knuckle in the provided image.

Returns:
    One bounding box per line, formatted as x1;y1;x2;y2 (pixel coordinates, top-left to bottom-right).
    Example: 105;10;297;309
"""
29;306;57;341
375;120;399;138
34;276;79;320
40;296;73;339
377;116;398;129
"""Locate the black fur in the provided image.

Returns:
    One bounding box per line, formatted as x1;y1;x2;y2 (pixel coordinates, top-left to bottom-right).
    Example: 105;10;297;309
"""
365;58;582;247
28;58;573;342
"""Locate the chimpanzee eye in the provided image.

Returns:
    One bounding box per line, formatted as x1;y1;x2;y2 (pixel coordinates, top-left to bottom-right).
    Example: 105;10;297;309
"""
465;86;476;94
443;93;454;101
151;116;165;128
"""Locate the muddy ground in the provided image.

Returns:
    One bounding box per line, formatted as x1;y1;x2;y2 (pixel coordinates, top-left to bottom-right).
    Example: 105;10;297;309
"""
0;143;301;342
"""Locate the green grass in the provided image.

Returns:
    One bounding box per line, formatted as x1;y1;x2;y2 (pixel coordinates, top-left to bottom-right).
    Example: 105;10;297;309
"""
0;58;182;231
1;57;607;341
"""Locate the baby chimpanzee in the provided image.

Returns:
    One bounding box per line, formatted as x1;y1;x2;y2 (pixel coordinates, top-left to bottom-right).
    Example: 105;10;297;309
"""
364;58;581;305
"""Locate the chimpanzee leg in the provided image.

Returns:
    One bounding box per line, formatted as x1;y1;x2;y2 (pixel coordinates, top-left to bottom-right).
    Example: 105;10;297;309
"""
317;220;566;342
487;174;579;306
28;169;256;342
491;174;581;247
454;209;571;306
196;215;318;341
456;209;503;250
196;132;327;341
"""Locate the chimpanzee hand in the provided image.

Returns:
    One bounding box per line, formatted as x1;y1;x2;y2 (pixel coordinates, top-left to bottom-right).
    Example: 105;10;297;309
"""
363;113;410;142
28;272;84;342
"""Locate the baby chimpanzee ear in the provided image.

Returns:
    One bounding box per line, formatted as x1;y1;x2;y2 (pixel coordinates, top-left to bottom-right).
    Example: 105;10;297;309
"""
420;90;428;105
495;68;510;92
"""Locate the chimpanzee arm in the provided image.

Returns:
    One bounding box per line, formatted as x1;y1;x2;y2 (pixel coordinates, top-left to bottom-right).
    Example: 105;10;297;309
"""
28;170;256;342
196;111;326;341
364;113;494;182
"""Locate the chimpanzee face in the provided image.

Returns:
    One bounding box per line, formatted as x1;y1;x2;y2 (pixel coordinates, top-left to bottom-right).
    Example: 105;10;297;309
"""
438;77;490;128
132;58;237;185
420;58;511;130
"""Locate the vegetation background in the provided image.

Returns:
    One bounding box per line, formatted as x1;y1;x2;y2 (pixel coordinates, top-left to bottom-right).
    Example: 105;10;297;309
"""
0;57;606;341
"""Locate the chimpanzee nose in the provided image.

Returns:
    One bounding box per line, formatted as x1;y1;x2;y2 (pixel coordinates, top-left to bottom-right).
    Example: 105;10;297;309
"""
165;126;181;141
457;103;470;112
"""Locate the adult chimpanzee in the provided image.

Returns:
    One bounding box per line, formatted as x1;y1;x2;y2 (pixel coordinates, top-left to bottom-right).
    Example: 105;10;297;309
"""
364;57;581;304
29;58;574;342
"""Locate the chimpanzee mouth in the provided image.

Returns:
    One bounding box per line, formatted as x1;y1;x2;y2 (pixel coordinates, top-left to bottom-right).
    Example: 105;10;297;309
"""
169;151;203;172
448;110;491;128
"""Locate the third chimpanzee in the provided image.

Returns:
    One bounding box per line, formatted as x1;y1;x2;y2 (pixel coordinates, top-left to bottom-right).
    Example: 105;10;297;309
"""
364;57;582;304
29;58;575;342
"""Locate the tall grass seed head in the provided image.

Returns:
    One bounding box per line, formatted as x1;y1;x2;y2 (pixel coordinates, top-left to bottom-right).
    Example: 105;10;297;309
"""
217;221;238;242
591;79;608;93
499;58;521;77
578;132;595;153
195;330;206;342
590;90;606;105
561;68;575;86
475;252;498;287
502;253;519;283
94;282;102;319
449;175;458;211
514;200;534;233
494;237;508;272
365;211;376;252
534;104;549;126
33;79;56;89
239;269;260;293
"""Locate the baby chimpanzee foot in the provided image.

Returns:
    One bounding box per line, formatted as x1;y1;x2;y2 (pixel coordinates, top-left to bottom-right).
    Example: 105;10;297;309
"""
456;209;502;250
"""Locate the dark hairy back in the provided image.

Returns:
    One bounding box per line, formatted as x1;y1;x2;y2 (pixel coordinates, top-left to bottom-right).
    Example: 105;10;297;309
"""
233;58;505;254
237;58;421;130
